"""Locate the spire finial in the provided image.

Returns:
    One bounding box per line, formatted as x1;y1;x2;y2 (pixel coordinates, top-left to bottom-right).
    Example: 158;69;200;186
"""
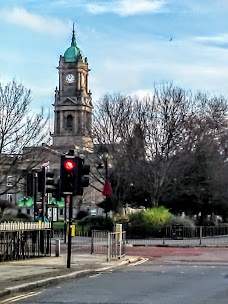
71;23;77;47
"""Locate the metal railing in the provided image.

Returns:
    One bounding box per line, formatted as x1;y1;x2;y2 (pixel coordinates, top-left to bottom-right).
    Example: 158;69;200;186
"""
91;230;109;254
91;230;126;261
53;228;89;239
107;231;126;261
0;222;52;262
0;222;51;231
127;226;228;246
163;226;228;239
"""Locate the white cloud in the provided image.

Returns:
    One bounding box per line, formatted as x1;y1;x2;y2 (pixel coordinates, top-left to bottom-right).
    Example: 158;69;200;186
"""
85;0;165;16
130;89;154;99
194;33;228;44
0;7;69;36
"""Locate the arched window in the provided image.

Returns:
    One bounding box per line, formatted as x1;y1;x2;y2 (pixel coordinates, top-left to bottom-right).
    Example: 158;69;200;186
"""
66;115;73;131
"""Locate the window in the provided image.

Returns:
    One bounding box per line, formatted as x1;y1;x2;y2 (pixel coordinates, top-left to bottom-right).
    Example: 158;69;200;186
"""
7;176;13;186
60;208;63;216
27;209;30;215
7;194;13;202
66;115;73;131
56;111;60;134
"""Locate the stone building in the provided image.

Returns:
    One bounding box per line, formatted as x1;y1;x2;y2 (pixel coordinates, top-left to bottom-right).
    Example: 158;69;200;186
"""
52;25;93;153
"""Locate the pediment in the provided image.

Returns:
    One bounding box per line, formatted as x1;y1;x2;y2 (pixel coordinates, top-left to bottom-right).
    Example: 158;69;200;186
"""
60;97;77;105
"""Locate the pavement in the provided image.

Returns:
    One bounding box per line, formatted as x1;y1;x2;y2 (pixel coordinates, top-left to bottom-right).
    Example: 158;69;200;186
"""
0;252;141;300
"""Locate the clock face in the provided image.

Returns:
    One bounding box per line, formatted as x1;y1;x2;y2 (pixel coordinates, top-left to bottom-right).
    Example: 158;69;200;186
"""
66;74;75;84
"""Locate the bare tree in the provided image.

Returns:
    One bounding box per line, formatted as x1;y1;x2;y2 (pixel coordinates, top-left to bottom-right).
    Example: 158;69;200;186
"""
0;79;49;196
92;94;144;212
92;82;228;212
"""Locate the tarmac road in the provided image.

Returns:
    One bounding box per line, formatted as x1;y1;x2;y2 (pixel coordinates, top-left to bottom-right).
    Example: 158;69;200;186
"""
4;259;228;304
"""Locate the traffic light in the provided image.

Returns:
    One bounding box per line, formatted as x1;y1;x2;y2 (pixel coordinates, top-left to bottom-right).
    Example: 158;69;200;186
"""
52;179;61;201
26;172;34;197
76;158;90;195
38;167;55;195
60;155;78;195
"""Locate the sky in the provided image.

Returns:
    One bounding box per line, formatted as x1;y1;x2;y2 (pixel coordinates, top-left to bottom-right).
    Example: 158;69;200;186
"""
1;0;228;119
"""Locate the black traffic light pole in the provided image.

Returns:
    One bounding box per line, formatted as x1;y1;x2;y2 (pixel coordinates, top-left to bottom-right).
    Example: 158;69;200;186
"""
105;157;108;221
33;172;38;221
41;167;46;222
64;195;67;244
67;194;73;268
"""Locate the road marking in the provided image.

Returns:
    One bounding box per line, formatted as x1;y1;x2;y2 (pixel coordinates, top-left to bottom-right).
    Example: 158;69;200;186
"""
2;291;41;303
89;273;101;278
129;258;149;266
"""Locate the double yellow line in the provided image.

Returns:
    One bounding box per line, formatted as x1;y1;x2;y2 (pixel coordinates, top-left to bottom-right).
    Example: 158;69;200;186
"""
1;291;41;303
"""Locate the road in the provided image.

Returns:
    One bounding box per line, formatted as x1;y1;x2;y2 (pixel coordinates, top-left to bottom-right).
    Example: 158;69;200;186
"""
3;260;228;304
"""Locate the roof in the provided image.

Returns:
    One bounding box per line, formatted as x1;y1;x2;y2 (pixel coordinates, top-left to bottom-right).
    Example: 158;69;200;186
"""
64;25;84;63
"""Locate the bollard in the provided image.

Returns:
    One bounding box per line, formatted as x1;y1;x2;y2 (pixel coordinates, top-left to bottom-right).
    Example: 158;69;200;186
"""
199;226;202;245
55;239;61;257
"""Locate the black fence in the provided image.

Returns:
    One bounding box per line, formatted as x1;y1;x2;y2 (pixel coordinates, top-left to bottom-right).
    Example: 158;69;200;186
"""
0;229;51;262
164;225;228;239
126;225;228;239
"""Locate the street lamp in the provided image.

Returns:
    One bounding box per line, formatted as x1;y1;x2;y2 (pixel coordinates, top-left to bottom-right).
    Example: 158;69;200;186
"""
97;146;110;220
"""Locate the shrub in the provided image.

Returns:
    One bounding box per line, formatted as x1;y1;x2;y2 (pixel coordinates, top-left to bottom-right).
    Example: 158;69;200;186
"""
129;206;172;227
0;212;33;222
127;206;172;238
78;215;114;235
76;210;89;220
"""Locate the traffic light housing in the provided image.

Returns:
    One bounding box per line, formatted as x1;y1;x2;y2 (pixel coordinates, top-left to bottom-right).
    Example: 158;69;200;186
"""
38;167;55;195
52;179;61;201
26;172;34;197
60;155;90;196
60;155;78;195
76;158;90;195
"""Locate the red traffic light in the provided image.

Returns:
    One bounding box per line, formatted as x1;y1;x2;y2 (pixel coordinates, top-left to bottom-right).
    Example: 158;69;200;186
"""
64;160;75;171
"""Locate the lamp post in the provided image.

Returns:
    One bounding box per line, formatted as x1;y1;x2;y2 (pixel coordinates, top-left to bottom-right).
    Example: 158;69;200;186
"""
98;146;110;220
103;151;109;221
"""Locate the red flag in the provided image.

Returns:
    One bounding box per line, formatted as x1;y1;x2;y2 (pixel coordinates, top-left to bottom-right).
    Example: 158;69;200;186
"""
102;180;112;196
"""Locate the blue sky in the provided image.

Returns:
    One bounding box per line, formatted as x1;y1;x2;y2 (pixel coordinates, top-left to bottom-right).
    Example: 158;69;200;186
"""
1;0;228;118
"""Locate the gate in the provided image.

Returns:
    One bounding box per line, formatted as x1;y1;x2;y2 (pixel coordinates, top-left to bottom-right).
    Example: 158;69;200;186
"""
91;230;126;261
107;231;126;261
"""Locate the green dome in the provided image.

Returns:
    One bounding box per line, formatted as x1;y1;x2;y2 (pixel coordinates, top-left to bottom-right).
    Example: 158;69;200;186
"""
64;46;83;63
64;26;84;63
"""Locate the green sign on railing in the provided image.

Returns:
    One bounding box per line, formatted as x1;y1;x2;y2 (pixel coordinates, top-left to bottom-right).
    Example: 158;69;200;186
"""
18;196;65;207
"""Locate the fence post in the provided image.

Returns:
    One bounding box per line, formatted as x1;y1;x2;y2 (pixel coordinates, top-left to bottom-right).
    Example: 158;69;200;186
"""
118;232;121;258
199;226;202;245
91;230;94;254
107;232;110;262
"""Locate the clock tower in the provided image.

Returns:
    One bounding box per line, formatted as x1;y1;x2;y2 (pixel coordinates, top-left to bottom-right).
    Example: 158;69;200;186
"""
52;25;93;152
